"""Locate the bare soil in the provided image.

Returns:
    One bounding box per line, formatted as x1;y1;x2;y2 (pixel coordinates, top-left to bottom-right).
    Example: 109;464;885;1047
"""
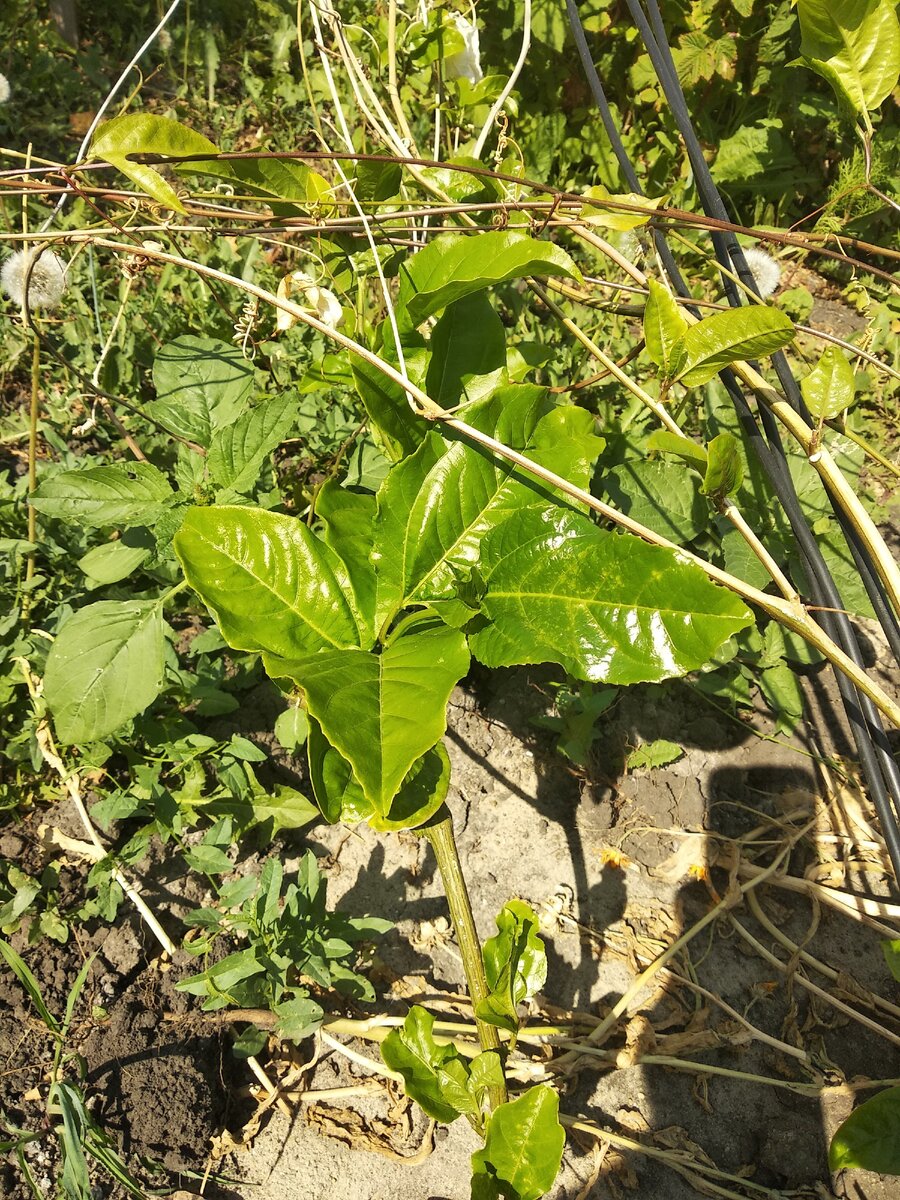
2;632;899;1200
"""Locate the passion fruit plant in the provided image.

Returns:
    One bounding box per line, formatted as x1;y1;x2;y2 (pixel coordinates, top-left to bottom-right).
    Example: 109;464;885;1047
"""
3;0;900;1193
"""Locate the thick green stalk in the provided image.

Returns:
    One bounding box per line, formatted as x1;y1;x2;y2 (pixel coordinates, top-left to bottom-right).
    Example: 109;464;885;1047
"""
423;808;508;1110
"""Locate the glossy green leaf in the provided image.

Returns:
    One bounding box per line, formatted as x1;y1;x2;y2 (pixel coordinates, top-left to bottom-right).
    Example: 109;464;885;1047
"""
306;719;450;831
307;716;373;825
470;505;753;684
173;506;362;659
208;391;297;491
829;1086;900;1173
398;231;581;327
702;433;744;497
800;346;856;421
315;480;377;640
644;279;689;377
152;336;256;447
626;739;684;770
426;292;506;406
883;940;900;983
44;601;166;744
341;157;403;203
675;307;795;387
369;742;451;832
791;0;900;130
603;459;708;544
351;328;428;462
88;114;220;213
373;387;603;626
30;462;175;528
382;1006;466;1124
277;624;469;813
477;901;547;1036
471;1085;565;1200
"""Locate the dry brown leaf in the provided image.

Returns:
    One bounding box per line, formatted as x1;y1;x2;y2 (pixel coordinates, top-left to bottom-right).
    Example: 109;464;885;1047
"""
616;1015;657;1067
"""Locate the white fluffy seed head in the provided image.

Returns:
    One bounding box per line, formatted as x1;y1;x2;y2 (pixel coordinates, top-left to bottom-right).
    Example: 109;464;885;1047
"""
0;74;10;103
1;249;68;309
742;247;782;300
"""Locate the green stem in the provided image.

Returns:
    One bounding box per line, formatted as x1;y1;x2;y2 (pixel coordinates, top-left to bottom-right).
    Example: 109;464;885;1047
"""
21;330;41;620
423;808;508;1110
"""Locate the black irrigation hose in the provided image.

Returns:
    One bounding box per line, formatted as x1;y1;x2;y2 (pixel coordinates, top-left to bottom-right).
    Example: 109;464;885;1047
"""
565;0;900;883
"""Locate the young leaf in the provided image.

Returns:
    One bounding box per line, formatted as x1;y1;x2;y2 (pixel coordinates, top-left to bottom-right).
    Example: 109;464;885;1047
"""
645;429;708;471
88;114;220;213
174;506;363;658
369;743;451;832
471;1085;565;1200
273;996;325;1043
272;624;469;814
675;307;795;387
790;0;900;131
626;739;684;770
207;391;297;492
248;786;319;835
469;505;753;684
397;231;581;327
152;336;256;447
829;1086;900;1174
702;432;744;497
78;540;150;588
643;279;689;378
30;462;175;528
381;1006;467;1124
477;901;547;1036
43;601;166;744
800;346;856;421
603;459;708;545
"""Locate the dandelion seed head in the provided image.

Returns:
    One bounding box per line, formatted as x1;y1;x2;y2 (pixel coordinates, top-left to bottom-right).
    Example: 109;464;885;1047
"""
742;247;782;300
1;248;68;309
0;74;10;104
445;15;483;85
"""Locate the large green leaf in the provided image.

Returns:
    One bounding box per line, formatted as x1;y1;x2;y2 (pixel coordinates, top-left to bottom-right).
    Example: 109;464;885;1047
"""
602;458;708;545
173;506;362;658
274;624;469;813
180;155;332;212
829;1086;900;1174
43;601;166;744
425;292;506;406
207;391;297;492
675;307;795;387
315;480;377;640
791;0;900;129
306;715;450;831
397;231;581;327
30;463;175;528
351;325;428;462
471;1085;565;1200
373;387;603;627
469;505;753;684
88;114;220;213
800;346;856;421
151;336;256;447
